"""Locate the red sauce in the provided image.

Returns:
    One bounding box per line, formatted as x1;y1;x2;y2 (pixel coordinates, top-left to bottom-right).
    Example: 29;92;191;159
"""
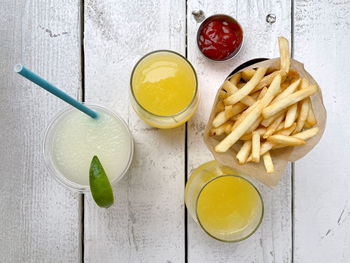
198;17;243;61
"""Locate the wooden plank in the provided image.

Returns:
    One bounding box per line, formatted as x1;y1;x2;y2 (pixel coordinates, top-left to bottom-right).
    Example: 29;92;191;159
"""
83;0;186;262
294;1;350;262
0;0;81;262
187;0;292;262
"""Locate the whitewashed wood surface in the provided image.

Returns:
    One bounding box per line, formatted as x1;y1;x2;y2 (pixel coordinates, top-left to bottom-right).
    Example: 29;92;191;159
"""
293;0;350;262
0;0;82;262
1;0;349;262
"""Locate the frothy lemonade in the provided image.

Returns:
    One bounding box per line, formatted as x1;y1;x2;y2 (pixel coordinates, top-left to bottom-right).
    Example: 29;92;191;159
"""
197;176;261;237
132;51;196;116
50;106;132;186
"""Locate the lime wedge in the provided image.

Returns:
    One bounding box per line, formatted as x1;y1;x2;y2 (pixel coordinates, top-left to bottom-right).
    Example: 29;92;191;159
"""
89;155;114;208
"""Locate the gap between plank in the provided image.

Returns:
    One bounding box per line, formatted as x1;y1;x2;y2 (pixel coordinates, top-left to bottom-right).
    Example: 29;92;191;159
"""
80;0;85;262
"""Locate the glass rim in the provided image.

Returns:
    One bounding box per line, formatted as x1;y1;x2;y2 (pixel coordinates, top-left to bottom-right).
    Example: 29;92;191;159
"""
130;49;198;118
43;104;134;192
195;174;264;242
196;14;244;62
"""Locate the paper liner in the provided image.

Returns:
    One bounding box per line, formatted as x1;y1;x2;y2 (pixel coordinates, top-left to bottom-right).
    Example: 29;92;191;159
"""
203;58;327;187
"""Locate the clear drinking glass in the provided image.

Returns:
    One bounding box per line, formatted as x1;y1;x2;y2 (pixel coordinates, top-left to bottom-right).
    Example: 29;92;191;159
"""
43;104;134;192
130;50;199;129
185;161;264;242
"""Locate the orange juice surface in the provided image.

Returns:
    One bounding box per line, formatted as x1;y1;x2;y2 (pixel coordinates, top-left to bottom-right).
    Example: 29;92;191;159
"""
132;51;196;116
197;176;261;237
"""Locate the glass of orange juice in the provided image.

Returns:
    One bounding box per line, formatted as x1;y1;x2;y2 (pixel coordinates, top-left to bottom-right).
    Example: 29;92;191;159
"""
185;161;263;242
130;50;199;128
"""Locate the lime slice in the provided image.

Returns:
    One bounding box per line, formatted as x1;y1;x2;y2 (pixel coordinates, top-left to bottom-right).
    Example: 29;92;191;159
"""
89;155;114;208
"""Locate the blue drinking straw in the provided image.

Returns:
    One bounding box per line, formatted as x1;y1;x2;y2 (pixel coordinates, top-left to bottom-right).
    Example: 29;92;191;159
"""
14;64;98;119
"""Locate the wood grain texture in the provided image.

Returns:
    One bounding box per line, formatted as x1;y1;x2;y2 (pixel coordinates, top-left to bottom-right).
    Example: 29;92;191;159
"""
83;0;186;262
0;0;82;262
187;0;292;262
294;0;350;262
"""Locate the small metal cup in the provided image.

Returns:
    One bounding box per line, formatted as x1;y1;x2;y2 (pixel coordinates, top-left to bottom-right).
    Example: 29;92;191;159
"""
196;14;244;62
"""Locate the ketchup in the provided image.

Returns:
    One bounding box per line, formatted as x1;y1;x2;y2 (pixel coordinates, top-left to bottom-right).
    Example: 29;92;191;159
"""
198;17;243;61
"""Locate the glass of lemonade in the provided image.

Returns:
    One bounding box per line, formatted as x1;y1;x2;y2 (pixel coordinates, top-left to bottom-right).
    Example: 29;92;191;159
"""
185;161;263;242
43;104;134;192
130;50;199;129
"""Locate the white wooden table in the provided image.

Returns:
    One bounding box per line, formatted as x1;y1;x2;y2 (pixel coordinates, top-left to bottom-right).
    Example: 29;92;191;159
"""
1;0;349;262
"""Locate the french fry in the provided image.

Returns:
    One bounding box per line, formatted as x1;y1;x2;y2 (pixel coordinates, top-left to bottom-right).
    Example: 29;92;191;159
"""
285;103;298;128
257;87;268;100
223;79;260;106
225;103;248;120
242;69;256;82
252;131;260;163
303;121;312;129
243;117;262;134
224;121;234;134
267;68;279;74
293;77;311;132
209;125;226;136
224;68;267;105
278;36;290;73
231;113;242;121
263;152;274;173
224;105;233;118
300;78;309;89
293;127;319;141
223;80;259;107
294;99;310;133
236;141;252;164
276;121;285;132
215;101;263;152
267;134;306;146
237;82;245;88
229;72;241;85
272;125;316;150
251;70;286;93
278;123;296;137
216;74;282;152
215;100;225;113
240;127;266;140
210;120;235;136
259;142;274;157
278;123;296;135
230;101;261;131
213;111;229;128
250;90;260;99
262;85;319;119
222;80;237;94
261;111;284;127
218;90;228;100
263;112;285;139
212;104;245;127
231;102;248;116
306;99;317;126
232;75;281;133
272;79;301;103
260;74;282;107
259;123;297;156
241;96;257;106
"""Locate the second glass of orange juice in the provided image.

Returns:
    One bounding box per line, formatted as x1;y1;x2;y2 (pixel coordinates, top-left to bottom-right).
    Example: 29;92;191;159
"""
130;50;199;128
185;161;264;242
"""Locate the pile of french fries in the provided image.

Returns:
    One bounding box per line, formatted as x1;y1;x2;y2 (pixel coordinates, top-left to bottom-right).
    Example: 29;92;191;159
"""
209;37;319;174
